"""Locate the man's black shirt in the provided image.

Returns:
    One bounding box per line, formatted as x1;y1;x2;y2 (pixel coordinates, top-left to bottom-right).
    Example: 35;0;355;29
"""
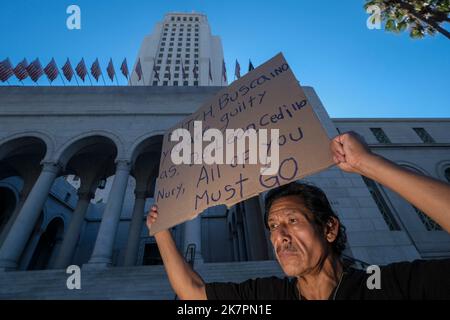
205;259;450;300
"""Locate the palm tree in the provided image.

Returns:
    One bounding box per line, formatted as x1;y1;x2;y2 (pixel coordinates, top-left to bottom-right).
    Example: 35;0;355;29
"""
365;0;450;39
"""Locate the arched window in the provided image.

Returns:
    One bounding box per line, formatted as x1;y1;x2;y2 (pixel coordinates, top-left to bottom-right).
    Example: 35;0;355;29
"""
445;167;450;183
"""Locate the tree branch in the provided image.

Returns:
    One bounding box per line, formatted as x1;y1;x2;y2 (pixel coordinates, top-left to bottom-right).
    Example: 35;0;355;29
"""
390;0;450;39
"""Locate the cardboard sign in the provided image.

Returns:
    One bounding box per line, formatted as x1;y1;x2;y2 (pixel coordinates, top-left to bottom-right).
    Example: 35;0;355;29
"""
150;53;334;235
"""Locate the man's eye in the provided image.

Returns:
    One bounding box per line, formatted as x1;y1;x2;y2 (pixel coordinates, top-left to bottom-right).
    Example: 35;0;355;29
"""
289;218;297;223
269;223;278;230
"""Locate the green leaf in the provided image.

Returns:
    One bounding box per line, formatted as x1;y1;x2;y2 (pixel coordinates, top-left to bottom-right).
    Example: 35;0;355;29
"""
410;27;425;38
385;19;396;31
397;20;408;31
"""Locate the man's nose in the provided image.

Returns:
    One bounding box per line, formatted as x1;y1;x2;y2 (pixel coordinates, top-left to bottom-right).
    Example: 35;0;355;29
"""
278;226;291;243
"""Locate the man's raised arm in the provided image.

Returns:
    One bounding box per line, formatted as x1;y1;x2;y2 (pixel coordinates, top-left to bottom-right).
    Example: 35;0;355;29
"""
330;132;450;233
147;205;207;300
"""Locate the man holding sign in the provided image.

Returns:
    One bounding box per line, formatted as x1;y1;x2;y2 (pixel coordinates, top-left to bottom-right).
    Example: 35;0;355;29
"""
147;132;450;300
147;53;450;299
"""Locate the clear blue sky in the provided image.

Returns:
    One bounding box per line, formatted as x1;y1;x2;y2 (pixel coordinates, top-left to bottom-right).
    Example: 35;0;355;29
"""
1;0;449;118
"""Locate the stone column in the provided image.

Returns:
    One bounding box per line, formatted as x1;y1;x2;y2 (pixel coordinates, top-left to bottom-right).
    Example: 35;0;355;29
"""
52;191;94;269
0;162;61;270
123;190;147;266
86;160;131;268
0;182;33;246
0;161;41;247
183;216;204;265
243;196;269;260
236;222;247;261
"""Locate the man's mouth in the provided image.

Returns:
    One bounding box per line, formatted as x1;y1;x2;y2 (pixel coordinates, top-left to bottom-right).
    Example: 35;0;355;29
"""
277;245;298;259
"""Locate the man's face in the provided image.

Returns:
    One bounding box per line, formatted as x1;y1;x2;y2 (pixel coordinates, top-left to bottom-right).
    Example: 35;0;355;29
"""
268;195;330;277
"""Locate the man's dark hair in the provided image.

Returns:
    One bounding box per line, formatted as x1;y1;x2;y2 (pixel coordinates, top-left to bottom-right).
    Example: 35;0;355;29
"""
264;181;347;256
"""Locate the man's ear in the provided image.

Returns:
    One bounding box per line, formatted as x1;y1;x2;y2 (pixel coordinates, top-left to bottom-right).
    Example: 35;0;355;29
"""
324;216;340;243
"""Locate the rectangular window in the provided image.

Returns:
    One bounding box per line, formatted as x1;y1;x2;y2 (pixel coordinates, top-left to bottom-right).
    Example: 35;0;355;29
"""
413;128;435;143
177;17;180;21
174;73;179;78
194;81;199;86
167;53;172;58
165;66;170;71
189;17;193;21
152;81;158;86
183;80;189;86
157;60;162;64
168;48;173;52
158;53;163;58
170;38;174;41
362;177;401;231
166;60;171;64
176;54;181;58
175;66;180;71
173;81;179;86
163;81;168;86
185;54;190;58
370;128;391;143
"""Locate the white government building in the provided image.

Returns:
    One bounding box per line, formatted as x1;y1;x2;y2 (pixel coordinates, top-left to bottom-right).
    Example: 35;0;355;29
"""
0;13;449;299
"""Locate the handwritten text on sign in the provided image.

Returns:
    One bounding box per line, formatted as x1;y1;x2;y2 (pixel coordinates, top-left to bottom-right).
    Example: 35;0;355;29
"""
150;53;334;235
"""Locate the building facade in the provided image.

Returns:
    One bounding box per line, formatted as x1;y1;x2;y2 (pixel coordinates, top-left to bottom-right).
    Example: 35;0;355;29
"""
0;85;449;275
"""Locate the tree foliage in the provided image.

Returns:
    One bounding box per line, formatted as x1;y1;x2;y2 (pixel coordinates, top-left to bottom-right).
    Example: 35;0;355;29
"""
365;0;450;39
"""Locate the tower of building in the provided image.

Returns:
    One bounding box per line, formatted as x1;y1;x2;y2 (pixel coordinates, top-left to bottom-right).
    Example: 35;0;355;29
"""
130;12;226;86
